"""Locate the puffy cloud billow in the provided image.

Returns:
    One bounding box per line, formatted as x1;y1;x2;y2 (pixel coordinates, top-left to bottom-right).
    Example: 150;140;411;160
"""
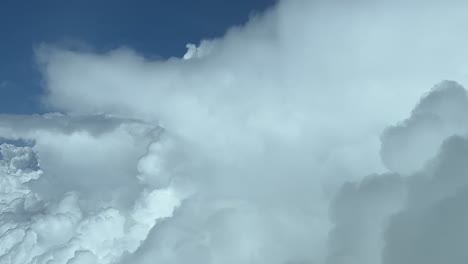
2;0;468;263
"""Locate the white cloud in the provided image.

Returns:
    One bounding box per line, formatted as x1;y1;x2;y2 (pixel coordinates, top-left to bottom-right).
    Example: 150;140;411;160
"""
0;115;180;264
2;0;468;263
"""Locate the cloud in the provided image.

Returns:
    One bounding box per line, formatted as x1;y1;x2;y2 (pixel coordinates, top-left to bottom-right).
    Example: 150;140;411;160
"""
326;173;407;264
0;115;181;264
0;114;159;202
326;82;468;264
381;81;468;174
2;0;468;263
382;135;468;264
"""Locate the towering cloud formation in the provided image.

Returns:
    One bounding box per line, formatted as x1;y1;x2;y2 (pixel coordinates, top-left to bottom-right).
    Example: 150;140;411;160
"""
2;0;468;263
381;81;468;174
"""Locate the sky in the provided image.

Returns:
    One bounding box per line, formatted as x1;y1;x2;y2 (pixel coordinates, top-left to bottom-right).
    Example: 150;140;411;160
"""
2;0;468;264
0;0;276;114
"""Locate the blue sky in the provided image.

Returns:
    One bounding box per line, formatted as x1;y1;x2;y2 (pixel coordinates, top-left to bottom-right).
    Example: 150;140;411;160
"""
0;0;276;114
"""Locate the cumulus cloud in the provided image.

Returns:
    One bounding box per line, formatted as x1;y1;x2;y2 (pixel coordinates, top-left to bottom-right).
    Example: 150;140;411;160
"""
325;81;468;264
382;135;468;264
0;115;182;264
2;0;468;263
381;81;468;174
326;173;407;264
0;114;159;201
